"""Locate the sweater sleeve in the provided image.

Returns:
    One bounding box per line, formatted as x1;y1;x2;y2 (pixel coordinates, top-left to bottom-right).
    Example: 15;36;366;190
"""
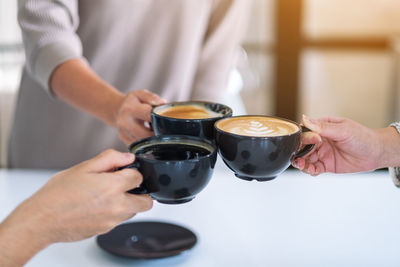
190;0;250;101
389;122;400;188
18;0;82;92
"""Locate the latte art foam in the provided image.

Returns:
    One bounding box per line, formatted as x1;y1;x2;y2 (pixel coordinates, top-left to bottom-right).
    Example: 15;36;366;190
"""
216;116;299;137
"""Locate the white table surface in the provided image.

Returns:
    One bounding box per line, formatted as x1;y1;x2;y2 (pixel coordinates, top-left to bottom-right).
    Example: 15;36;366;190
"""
1;160;400;267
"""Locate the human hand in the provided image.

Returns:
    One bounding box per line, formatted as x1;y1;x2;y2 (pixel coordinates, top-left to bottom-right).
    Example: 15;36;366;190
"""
6;150;153;246
116;89;166;144
292;115;382;176
49;60;166;144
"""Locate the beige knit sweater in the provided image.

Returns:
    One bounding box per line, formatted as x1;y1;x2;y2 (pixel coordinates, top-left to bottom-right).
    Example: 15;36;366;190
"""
9;0;250;169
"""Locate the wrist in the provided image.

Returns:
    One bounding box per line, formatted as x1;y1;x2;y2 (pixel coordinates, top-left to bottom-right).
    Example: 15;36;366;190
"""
375;126;400;168
100;87;125;127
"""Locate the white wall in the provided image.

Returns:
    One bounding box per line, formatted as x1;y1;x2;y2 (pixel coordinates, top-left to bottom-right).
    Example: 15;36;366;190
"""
0;0;21;44
304;0;400;39
240;0;275;116
0;0;23;167
300;0;400;128
299;50;394;128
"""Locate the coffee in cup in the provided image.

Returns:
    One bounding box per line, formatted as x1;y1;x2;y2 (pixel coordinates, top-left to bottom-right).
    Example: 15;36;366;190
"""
121;135;217;204
156;104;223;119
131;139;211;161
215;115;313;181
151;101;232;143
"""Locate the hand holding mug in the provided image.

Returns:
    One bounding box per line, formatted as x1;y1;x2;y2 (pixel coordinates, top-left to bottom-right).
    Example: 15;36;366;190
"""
0;150;153;266
116;89;166;144
2;150;153;245
292;115;384;175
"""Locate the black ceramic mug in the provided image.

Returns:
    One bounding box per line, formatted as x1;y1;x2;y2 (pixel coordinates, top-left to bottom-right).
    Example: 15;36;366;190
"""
121;135;217;204
215;115;314;181
151;101;232;143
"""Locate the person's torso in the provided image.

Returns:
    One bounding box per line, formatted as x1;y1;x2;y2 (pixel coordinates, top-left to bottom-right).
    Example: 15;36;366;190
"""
9;0;214;169
77;0;214;100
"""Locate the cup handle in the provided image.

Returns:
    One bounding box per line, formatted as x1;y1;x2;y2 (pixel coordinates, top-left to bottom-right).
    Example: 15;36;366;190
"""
294;126;315;159
116;161;149;194
148;104;160;131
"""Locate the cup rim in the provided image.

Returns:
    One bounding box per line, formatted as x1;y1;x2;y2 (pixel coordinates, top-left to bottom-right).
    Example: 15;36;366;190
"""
214;115;302;139
151;101;233;122
128;135;217;163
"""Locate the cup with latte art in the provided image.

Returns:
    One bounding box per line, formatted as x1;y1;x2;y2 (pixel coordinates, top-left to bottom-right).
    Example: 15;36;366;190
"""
215;115;313;181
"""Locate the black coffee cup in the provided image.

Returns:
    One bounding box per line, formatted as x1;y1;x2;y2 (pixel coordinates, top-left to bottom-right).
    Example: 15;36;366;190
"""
215;115;313;182
151;101;232;143
121;135;217;204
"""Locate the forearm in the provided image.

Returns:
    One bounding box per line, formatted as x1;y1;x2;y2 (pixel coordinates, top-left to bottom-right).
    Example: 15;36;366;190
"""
50;58;124;126
376;127;400;168
0;204;51;266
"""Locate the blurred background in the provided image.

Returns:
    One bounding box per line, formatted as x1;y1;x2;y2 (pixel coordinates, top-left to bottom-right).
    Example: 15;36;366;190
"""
2;0;400;167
